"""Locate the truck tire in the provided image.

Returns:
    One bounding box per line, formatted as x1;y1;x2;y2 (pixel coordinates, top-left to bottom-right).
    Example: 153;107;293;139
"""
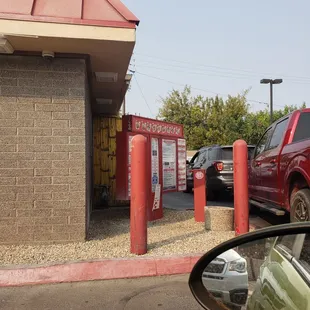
290;188;310;222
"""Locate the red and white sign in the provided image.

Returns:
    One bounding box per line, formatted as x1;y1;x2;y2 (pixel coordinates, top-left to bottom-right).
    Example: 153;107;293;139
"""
152;184;161;211
177;138;187;191
125;115;184;138
195;171;204;180
162;139;177;190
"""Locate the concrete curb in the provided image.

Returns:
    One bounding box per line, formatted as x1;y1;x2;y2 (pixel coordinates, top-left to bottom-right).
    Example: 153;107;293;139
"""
0;254;203;287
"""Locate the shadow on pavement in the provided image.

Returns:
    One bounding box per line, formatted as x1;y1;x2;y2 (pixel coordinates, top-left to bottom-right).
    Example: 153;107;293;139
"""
163;191;234;211
148;230;205;250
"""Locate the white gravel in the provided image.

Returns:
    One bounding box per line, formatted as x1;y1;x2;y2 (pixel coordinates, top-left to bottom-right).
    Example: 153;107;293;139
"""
0;209;235;267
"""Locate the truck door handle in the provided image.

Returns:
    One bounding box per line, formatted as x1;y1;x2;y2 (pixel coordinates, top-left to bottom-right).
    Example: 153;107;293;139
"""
255;161;261;167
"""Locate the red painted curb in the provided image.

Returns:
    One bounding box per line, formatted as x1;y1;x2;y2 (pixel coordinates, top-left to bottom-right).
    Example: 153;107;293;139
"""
0;254;203;287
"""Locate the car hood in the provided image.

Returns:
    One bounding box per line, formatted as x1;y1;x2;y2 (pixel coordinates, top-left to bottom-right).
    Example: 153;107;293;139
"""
217;249;242;262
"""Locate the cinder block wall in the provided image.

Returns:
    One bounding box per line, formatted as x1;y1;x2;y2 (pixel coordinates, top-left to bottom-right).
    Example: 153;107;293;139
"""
0;56;88;244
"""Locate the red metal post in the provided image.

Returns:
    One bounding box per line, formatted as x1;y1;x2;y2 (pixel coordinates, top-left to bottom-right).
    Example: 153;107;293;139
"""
233;140;249;236
130;135;147;255
193;169;206;222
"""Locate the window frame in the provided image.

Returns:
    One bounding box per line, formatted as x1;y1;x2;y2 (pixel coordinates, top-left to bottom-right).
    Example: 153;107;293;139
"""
292;112;310;144
194;150;208;167
254;127;273;158
274;234;310;287
266;117;289;151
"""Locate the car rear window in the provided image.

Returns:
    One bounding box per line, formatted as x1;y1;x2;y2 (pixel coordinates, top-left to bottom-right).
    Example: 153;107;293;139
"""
220;147;233;160
293;112;310;143
220;146;255;160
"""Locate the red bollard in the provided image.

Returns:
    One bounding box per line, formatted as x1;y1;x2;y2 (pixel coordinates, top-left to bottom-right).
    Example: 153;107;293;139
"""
130;135;147;255
193;169;206;222
233;140;249;236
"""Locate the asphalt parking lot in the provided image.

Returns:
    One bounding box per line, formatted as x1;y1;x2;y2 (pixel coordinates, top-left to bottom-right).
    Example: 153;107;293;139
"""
163;191;289;227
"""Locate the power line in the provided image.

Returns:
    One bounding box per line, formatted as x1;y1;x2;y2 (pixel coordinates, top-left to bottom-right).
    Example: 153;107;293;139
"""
134;52;310;83
134;70;277;107
133;74;154;116
133;62;310;85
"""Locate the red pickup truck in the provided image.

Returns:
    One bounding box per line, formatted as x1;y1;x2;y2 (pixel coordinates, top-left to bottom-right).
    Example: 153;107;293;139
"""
249;108;310;222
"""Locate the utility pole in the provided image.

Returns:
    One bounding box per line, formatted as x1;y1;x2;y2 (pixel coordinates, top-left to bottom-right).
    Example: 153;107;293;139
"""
260;79;283;124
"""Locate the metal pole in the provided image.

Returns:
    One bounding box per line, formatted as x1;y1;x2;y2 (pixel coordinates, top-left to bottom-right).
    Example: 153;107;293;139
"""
193;169;206;222
130;134;147;255
233;139;249;236
270;82;273;124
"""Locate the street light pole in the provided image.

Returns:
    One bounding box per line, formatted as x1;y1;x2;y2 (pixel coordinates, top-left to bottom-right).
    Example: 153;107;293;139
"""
270;82;273;124
260;78;283;124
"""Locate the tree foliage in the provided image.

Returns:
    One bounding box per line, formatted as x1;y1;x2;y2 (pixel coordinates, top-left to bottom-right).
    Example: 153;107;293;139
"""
158;86;306;150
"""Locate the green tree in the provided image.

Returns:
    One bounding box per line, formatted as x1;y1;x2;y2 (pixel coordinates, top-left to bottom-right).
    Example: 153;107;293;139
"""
158;86;307;148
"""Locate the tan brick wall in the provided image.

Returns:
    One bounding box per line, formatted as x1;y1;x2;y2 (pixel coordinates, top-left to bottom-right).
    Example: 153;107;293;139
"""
0;56;87;244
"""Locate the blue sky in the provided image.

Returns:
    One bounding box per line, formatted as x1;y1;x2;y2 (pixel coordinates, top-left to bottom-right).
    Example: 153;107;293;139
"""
122;0;309;118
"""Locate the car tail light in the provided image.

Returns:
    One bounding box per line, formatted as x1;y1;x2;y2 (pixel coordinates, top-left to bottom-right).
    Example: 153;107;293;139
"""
214;162;224;171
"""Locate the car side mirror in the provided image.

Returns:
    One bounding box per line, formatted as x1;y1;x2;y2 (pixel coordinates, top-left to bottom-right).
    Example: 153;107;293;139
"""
188;222;310;310
186;160;190;165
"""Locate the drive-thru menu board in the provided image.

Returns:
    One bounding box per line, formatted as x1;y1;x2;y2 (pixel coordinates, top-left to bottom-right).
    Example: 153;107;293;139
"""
151;138;159;193
177;138;187;191
116;115;187;221
162;139;177;191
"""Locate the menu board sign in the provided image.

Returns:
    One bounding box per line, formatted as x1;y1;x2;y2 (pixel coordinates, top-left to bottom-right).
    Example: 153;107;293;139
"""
177;138;187;191
162;139;177;191
126;115;184;138
151;138;159;193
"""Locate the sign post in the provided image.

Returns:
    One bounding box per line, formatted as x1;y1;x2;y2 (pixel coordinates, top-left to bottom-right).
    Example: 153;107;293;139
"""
233;140;249;236
193;169;206;222
130;135;147;255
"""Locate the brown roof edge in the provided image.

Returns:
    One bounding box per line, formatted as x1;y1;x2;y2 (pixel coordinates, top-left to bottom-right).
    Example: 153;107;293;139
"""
107;0;140;26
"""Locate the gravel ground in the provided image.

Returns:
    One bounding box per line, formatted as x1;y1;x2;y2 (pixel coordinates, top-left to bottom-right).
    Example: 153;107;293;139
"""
0;209;235;267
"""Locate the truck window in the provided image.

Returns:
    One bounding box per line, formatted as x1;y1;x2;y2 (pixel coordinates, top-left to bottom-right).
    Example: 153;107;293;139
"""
293;112;310;143
255;128;272;157
268;118;289;149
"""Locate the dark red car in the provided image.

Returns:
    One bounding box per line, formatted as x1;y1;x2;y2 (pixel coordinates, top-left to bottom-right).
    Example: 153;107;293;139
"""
249;109;310;222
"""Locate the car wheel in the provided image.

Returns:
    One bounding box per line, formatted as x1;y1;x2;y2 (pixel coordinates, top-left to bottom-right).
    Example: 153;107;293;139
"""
290;188;310;222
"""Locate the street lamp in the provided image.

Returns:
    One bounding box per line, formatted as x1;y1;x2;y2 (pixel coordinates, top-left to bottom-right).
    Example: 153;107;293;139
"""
260;78;283;124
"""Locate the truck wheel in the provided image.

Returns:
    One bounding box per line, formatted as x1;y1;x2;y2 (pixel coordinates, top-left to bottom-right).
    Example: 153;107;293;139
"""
290;188;310;222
